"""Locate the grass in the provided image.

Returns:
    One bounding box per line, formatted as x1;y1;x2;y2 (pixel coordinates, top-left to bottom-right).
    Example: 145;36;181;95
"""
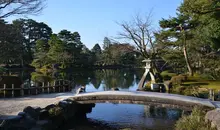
175;107;216;130
182;76;220;90
170;74;220;100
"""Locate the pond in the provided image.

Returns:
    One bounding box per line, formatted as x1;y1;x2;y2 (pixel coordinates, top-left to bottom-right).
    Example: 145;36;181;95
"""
60;103;185;130
3;68;186;129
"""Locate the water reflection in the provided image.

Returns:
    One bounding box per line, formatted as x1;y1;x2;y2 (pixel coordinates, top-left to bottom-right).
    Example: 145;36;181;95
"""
6;69;144;91
64;69;144;91
0;69;145;98
63;103;184;130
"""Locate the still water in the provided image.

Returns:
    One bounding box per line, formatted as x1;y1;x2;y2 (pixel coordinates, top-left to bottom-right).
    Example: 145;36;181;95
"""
7;69;185;130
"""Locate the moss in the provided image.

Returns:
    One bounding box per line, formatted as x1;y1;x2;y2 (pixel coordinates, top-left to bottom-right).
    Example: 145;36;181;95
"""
143;81;152;91
48;106;63;117
160;71;177;80
175;107;216;130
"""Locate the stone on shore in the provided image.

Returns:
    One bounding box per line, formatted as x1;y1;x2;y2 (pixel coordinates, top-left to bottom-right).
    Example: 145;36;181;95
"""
39;109;50;120
205;109;220;130
23;106;41;120
111;88;119;91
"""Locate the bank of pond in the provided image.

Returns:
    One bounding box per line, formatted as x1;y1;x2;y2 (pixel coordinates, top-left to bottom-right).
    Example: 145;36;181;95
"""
0;98;217;130
0;69;219;129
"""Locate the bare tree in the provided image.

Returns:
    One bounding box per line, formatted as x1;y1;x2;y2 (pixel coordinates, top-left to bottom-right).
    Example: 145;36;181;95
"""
0;0;45;19
118;13;159;58
117;13;162;83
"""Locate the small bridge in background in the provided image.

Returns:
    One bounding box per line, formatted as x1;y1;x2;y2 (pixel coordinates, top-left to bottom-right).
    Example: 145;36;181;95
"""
69;91;220;109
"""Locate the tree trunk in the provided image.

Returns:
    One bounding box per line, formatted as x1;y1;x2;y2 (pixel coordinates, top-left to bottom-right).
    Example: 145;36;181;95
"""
183;45;193;76
182;30;193;76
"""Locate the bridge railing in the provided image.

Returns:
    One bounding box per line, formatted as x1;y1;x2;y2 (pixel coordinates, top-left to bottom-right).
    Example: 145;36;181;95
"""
0;80;72;98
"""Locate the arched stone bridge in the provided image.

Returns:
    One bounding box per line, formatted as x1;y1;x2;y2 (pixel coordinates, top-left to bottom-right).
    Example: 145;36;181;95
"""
69;91;220;109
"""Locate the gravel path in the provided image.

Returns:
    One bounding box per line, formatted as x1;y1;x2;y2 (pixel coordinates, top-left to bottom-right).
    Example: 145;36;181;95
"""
0;92;74;116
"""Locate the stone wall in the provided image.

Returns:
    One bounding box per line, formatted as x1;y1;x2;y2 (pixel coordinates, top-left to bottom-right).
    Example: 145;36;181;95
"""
0;99;95;130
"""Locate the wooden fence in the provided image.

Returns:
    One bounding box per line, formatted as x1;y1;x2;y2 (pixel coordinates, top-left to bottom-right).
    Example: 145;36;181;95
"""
0;80;72;98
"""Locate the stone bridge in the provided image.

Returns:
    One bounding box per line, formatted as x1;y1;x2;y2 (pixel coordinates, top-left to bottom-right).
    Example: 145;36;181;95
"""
69;91;220;109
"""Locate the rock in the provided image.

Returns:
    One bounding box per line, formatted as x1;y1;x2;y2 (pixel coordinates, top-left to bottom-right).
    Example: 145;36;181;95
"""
205;109;220;130
0;115;22;129
58;101;68;108
36;120;53;130
19;115;36;129
1;112;37;130
25;114;36;125
136;89;142;91
30;127;42;130
36;120;49;125
30;120;53;130
23;106;40;120
0;115;22;122
39;109;50;120
18;112;26;118
34;107;42;113
111;88;119;91
63;99;75;104
45;104;56;111
50;115;64;127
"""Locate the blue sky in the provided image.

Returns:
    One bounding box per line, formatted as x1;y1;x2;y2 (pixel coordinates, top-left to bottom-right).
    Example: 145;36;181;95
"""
7;0;182;49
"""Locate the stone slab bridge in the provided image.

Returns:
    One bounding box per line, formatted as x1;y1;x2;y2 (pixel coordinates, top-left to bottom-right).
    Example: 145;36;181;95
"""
69;91;220;109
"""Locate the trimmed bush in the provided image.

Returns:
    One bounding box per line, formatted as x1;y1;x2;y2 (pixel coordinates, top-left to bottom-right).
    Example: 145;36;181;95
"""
175;107;216;130
160;71;177;80
171;75;187;85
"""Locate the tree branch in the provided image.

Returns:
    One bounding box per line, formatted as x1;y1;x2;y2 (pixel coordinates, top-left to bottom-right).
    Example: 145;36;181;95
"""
0;0;45;19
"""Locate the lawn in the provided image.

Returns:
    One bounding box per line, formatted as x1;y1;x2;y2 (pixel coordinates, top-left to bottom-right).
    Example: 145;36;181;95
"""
182;76;220;90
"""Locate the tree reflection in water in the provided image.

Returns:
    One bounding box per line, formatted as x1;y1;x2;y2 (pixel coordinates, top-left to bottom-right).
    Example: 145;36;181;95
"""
144;106;183;120
5;68;145;91
51;68;145;91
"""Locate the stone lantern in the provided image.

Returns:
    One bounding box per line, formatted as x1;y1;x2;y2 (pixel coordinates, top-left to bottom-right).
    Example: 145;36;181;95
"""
138;59;156;89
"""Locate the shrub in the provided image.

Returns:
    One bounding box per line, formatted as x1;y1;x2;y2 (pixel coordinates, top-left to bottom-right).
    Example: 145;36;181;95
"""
163;75;172;80
31;72;53;83
39;64;53;74
49;106;63;117
175;107;216;130
143;81;151;91
190;73;215;81
171;75;187;85
0;67;6;72
172;85;210;99
160;71;177;80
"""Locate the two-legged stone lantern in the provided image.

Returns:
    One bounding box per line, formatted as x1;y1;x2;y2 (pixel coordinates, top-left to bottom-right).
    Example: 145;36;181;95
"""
138;59;156;90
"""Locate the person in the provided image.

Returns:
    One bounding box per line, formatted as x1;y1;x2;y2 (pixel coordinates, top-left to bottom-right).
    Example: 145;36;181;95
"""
76;85;86;94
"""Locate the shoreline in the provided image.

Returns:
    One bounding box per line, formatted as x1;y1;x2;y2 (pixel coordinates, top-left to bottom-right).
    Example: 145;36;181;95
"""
0;92;74;116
